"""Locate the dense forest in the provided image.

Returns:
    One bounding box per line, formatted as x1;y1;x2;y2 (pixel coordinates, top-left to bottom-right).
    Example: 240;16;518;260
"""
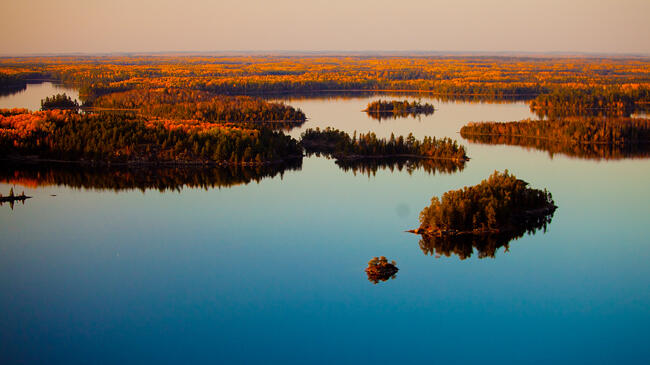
0;161;302;192
0;109;302;165
301;127;468;161
460;117;650;157
528;87;648;117
417;170;556;235
363;99;435;120
1;56;648;105
41;93;79;110
91;88;306;124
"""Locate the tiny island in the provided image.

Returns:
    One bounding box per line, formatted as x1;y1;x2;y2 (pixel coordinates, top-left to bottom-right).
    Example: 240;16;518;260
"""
412;170;557;236
0;188;31;209
365;257;398;284
364;99;435;120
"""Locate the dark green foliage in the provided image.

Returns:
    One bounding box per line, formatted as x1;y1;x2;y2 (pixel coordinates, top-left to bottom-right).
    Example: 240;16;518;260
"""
418;170;556;233
41;94;79;110
300;127;467;161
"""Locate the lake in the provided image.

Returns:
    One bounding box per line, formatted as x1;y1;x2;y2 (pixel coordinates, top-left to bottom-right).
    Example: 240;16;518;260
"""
1;88;649;364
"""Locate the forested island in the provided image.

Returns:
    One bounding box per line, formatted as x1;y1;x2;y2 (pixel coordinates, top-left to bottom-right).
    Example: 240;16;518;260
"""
365;257;398;284
301;127;468;162
0;109;302;165
91;88;306;127
363;99;435;120
0;188;31;210
460;117;650;159
414;170;556;236
41;93;79;110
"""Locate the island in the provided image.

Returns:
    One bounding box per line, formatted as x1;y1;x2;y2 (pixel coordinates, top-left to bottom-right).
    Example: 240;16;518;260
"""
365;256;398;284
0;188;31;209
413;170;556;236
301;127;468;163
460;117;650;160
41;93;80;110
0;109;303;166
364;99;435;120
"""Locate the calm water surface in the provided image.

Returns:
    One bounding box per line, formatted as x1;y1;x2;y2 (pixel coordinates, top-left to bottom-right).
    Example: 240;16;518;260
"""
0;82;80;111
1;92;649;364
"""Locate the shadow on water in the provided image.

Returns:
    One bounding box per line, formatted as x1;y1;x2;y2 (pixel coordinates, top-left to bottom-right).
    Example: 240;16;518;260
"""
0;160;302;192
415;207;556;260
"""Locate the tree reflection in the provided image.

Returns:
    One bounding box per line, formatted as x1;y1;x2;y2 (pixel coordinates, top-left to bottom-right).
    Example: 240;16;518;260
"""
415;206;555;260
0;160;301;192
462;134;650;160
335;157;465;176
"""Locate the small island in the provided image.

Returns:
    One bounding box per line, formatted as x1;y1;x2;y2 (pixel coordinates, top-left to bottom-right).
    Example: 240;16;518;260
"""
41;93;80;110
301;127;468;162
0;188;31;209
364;99;435;120
413;170;556;236
365;256;399;284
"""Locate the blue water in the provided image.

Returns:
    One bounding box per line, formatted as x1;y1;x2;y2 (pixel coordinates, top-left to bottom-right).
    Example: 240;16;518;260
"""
1;94;649;364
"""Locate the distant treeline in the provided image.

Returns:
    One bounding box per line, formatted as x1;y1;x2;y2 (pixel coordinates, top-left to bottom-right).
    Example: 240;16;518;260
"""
529;87;650;117
0;161;302;192
0;110;302;165
92;88;306;123
364;99;435;120
460;118;650;157
41;93;79;110
417;170;556;235
301;127;468;161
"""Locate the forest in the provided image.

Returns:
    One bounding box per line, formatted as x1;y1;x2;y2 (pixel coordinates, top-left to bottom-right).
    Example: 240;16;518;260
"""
363;99;435;120
417;170;556;235
301;127;468;162
528;87;649;117
91;88;306;125
1;55;648;107
0;109;302;165
460;117;650;159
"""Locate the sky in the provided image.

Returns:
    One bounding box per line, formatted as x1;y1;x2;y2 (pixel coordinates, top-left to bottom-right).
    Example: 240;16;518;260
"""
1;0;649;55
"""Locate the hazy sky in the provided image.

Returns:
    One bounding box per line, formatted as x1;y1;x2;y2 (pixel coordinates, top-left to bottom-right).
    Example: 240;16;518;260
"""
1;0;649;55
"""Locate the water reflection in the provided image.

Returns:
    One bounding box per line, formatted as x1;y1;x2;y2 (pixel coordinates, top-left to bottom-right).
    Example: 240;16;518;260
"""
462;134;650;160
0;161;302;192
364;110;434;122
335;157;465;176
414;207;556;260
